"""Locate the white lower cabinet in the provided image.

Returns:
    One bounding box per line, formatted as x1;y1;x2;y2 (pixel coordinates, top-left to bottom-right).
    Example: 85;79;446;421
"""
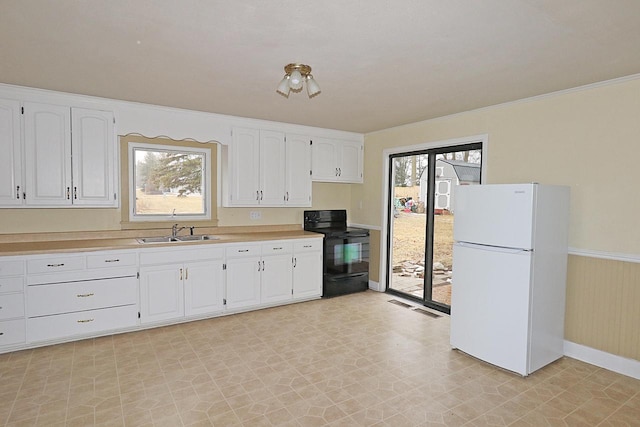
261;242;293;305
139;264;184;324
225;239;322;310
225;245;262;310
1;236;323;354
293;239;323;299
0;258;25;348
139;246;224;324
184;259;224;316
25;251;138;344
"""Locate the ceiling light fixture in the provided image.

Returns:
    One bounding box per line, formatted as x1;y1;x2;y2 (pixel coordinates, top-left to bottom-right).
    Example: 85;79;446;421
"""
276;63;321;99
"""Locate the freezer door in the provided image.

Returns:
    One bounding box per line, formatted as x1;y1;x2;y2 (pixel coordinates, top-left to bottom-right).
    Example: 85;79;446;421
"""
454;184;535;249
450;242;533;376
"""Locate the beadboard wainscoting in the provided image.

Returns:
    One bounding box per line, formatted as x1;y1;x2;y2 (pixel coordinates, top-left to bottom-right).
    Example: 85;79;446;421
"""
565;253;640;363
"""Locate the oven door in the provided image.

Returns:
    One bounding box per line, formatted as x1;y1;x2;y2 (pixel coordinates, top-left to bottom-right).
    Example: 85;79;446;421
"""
324;233;369;275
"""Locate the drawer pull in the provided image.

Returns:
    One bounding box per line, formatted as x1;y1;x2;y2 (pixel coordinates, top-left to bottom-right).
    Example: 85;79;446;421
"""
238;249;249;253
104;259;120;263
77;319;94;323
0;332;3;336
76;293;94;298
303;245;312;248
47;263;65;267
273;247;283;250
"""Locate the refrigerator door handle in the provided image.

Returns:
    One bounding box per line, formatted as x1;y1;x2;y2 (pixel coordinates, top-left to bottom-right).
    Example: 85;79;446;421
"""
455;241;531;254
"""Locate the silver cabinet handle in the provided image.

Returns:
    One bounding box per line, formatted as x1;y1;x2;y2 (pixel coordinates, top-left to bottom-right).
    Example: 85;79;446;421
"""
238;249;249;253
180;268;183;281
336;167;339;176
66;187;70;200
256;190;259;201
303;245;312;248
257;261;261;271
293;257;297;268
74;187;77;199
185;268;188;280
260;190;263;200
76;293;94;298
262;260;265;271
104;259;120;263
338;167;342;176
77;319;94;323
16;185;20;199
47;263;65;267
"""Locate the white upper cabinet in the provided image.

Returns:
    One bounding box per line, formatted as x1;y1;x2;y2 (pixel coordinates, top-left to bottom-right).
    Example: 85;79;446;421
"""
1;100;117;208
228;127;261;205
225;127;311;207
0;99;22;205
259;130;286;205
71;108;116;206
285;134;312;206
312;137;363;183
24;102;72;206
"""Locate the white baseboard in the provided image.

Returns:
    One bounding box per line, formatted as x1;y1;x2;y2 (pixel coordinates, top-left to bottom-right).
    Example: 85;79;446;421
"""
368;280;383;292
564;340;640;380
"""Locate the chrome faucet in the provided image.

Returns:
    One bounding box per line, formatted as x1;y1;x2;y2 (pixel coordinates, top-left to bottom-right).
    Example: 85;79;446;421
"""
171;223;188;238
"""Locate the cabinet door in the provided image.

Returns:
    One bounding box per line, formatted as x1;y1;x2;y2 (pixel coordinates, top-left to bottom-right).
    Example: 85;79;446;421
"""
0;99;23;206
261;254;293;304
311;138;339;182
229;127;260;205
140;264;184;324
24;102;72;205
225;256;261;310
339;140;364;183
71;108;116;206
184;260;224;316
259;130;285;205
293;250;323;299
285;134;311;206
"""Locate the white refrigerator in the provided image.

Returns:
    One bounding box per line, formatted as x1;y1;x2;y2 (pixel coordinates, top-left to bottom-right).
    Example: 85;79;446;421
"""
450;183;570;376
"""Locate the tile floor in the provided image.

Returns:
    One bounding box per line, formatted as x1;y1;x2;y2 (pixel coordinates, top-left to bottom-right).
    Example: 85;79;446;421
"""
1;291;639;426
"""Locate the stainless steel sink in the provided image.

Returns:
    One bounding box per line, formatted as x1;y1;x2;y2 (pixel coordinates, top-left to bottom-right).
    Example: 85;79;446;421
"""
136;236;179;244
137;235;220;244
176;235;221;241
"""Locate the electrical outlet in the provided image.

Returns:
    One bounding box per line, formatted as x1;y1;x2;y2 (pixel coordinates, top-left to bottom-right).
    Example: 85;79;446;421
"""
250;211;261;220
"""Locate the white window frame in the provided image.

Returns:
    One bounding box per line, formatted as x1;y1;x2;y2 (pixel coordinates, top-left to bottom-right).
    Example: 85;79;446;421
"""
128;142;212;222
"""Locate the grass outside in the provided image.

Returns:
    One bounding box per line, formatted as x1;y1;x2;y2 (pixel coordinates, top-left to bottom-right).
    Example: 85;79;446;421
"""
392;212;454;268
135;189;203;214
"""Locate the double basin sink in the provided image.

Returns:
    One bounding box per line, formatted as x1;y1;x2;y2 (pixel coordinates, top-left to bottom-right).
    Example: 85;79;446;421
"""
137;235;221;244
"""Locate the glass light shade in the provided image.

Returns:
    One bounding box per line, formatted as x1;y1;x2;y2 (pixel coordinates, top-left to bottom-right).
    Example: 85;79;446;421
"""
306;75;321;98
276;76;290;97
289;70;303;90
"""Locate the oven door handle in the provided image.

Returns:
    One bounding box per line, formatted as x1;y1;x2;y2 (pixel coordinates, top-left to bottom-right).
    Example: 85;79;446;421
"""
333;233;369;238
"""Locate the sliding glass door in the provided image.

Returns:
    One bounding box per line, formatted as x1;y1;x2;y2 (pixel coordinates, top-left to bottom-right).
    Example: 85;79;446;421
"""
387;144;482;314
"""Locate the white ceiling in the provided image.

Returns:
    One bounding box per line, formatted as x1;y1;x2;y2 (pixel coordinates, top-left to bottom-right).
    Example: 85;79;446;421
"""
2;1;640;133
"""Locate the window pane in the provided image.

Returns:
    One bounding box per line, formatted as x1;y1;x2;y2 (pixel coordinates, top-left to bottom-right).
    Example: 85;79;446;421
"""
133;147;205;216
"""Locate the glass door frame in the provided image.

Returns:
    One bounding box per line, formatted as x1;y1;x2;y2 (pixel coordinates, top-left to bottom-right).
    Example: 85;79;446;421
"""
385;142;483;314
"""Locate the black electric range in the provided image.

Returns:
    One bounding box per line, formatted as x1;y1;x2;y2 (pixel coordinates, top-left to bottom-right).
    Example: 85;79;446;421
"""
304;210;369;297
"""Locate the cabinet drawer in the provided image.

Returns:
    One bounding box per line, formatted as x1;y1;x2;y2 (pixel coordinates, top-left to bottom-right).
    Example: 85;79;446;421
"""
0;294;25;320
261;241;293;255
0;276;24;294
0;319;25;346
0;260;24;277
225;244;261;258
27;256;85;274
27;276;137;317
294;239;323;252
27;304;137;343
86;252;137;269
